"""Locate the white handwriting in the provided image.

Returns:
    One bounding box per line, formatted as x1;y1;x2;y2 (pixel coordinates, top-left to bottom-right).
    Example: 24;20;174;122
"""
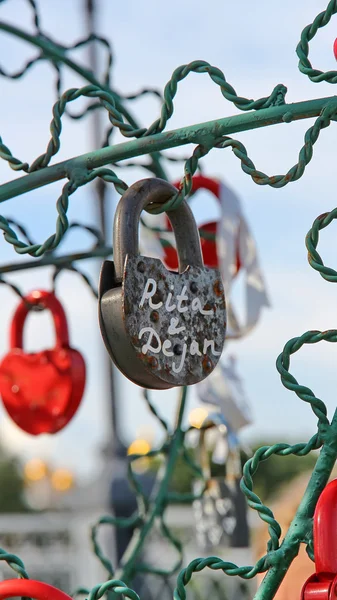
191;297;213;315
138;326;220;373
139;327;161;354
137;278;221;374
168;317;186;335
139;278;163;309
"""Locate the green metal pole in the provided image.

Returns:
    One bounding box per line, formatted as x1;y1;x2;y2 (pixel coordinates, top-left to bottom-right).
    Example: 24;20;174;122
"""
254;409;337;600
117;387;187;585
0;246;112;274
0;94;334;204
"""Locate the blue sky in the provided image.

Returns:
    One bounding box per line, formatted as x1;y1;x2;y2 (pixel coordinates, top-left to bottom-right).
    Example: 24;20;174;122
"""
1;0;337;478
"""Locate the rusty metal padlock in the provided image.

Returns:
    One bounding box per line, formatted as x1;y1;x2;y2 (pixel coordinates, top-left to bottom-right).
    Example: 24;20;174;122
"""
98;178;226;389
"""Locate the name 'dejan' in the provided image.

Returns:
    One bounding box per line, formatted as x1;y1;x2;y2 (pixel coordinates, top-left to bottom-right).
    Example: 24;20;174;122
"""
137;278;221;374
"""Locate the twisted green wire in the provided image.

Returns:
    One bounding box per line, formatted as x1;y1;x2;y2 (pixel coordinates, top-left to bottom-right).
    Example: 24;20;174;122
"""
143;390;170;433
91;514;143;578
214;100;337;187
240;436;322;553
2;1;337;596
305;207;337;281
136;517;183;577
0;136;29;172
276;331;332;432
0;167;126;256
1;88;336;254
297;0;337;83
173;554;269;600
88;580;139;600
0;547;29;579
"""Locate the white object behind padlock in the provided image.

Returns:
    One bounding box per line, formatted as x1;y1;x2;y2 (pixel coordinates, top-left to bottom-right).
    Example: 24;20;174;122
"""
197;355;252;433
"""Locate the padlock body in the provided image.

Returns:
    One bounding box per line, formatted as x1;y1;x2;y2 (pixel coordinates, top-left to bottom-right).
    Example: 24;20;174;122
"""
99;255;226;389
0;347;85;435
193;477;249;550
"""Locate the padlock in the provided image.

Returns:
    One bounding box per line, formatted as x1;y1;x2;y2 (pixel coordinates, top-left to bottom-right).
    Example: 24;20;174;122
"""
163;175;241;271
0;579;72;600
192;412;249;551
99;178;226;390
0;290;86;435
301;479;337;600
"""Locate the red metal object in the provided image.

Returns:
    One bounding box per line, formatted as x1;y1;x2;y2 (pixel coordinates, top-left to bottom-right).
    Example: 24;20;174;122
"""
333;38;337;61
301;479;337;600
0;290;86;435
0;579;72;600
163;175;241;272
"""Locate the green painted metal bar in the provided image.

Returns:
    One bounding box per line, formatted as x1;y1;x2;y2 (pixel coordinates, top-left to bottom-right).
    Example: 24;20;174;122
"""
0;94;334;204
117;386;187;584
0;246;112;274
255;408;337;599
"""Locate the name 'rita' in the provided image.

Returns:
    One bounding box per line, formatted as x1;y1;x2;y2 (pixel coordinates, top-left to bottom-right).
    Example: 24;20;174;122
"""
138;278;222;374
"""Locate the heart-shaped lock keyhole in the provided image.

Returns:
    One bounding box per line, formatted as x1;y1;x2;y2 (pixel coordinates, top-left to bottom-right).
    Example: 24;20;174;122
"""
0;290;86;435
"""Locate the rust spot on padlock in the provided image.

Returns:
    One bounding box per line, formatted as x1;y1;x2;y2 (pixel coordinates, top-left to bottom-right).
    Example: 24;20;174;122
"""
202;356;213;374
137;261;146;273
148;356;158;369
203;302;214;312
138;352;158;369
213;280;223;297
98;178;226;390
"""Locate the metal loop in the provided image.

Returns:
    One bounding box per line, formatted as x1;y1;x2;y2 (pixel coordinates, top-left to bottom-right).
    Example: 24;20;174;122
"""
10;290;70;349
305;209;337;281
113;178;203;281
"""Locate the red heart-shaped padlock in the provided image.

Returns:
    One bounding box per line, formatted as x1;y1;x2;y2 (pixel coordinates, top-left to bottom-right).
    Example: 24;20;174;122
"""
0;579;72;600
0;290;86;435
163;175;241;272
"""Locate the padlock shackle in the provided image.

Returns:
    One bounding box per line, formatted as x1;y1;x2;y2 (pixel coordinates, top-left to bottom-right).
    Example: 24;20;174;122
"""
0;579;72;600
10;290;70;349
113;178;204;282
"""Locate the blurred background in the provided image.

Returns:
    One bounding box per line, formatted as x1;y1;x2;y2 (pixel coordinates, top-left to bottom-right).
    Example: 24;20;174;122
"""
0;1;336;598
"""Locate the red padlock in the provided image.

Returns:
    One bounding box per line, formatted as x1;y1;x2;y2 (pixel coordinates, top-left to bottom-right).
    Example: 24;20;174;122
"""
301;479;337;600
0;290;86;435
163;175;241;272
333;38;337;61
0;579;72;600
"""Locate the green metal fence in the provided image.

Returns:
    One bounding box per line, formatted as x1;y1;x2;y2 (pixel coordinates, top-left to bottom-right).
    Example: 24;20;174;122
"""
1;1;337;599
